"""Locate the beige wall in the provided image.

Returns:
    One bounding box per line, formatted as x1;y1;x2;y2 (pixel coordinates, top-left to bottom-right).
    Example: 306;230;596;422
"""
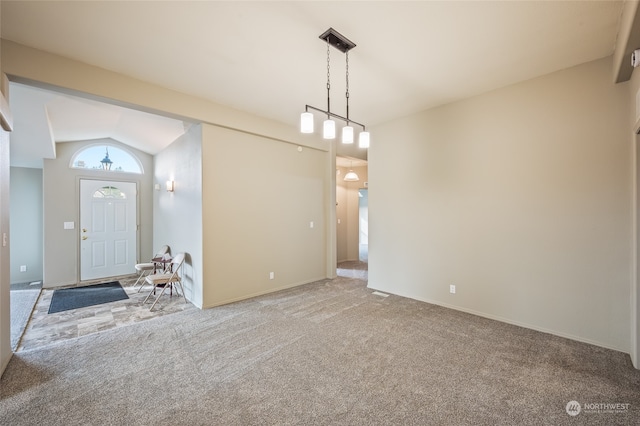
0;118;8;375
1;40;327;155
202;125;327;307
370;56;632;352
629;58;640;367
0;111;12;374
0;0;13;376
42;139;154;288
1;40;337;298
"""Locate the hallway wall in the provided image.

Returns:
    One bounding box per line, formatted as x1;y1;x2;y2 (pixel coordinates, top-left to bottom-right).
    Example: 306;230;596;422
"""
9;167;42;284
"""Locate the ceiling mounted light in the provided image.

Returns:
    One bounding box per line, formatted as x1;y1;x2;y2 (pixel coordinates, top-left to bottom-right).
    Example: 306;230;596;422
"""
359;131;370;149
344;169;359;182
344;161;360;182
323;118;336;139
300;28;370;148
342;125;354;144
300;112;314;133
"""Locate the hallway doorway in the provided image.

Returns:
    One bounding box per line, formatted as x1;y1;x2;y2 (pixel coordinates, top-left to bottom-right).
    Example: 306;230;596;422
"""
359;188;368;262
335;157;367;266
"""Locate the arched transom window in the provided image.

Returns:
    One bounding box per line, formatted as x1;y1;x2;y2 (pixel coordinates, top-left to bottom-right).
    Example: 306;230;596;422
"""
70;144;143;174
93;186;127;199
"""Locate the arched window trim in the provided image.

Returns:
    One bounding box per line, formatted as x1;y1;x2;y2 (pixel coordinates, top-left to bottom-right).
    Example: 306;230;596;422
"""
93;186;127;199
69;142;144;174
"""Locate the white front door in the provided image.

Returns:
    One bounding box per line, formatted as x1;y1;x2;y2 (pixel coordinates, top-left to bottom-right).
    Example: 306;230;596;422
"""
80;179;137;281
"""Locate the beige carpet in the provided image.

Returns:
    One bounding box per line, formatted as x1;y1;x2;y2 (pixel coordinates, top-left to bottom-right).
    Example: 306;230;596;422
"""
9;283;41;351
1;275;638;425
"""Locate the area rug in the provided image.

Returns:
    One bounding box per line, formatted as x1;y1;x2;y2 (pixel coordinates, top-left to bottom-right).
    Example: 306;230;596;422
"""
48;281;128;314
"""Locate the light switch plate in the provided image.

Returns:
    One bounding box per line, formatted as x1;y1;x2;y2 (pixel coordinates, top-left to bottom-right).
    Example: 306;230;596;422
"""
64;222;75;230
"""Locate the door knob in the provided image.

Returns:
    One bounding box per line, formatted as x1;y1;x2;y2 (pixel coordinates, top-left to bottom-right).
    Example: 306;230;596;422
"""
82;228;87;233
82;236;88;240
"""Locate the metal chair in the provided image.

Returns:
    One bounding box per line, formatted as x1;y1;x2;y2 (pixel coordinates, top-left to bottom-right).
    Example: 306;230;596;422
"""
142;252;187;311
132;245;170;291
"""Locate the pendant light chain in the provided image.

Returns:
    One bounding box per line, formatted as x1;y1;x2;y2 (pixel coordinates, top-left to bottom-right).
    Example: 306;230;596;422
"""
326;38;331;116
300;28;369;147
345;51;350;123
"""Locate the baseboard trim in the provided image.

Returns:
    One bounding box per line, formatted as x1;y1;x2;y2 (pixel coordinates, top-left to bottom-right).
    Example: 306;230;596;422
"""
0;352;12;379
202;276;327;309
367;285;628;355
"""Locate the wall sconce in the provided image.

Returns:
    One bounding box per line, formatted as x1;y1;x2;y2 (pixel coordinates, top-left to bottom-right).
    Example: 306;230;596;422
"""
166;180;174;192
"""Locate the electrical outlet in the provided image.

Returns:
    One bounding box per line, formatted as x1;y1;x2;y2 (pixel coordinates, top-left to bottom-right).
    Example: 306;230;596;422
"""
449;285;456;294
269;272;275;280
20;265;27;272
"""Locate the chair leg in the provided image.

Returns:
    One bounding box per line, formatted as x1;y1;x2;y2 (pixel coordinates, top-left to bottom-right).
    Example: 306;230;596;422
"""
142;284;158;304
132;270;150;291
149;283;171;311
176;281;187;304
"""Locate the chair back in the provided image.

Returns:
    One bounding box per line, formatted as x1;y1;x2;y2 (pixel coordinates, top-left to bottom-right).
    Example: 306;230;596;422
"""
161;252;186;285
144;251;188;310
171;252;186;269
155;245;170;258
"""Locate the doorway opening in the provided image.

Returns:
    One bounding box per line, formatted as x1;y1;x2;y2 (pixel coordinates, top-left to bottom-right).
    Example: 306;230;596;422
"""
336;156;367;276
359;188;368;262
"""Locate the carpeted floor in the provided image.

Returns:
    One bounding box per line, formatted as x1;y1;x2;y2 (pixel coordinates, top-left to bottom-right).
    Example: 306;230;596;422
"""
1;274;639;425
9;282;41;351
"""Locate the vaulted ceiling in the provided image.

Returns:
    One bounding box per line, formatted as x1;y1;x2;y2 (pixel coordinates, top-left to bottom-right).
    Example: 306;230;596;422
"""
1;1;625;167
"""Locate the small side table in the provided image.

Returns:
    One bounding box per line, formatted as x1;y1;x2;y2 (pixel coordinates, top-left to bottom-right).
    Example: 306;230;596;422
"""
152;256;173;273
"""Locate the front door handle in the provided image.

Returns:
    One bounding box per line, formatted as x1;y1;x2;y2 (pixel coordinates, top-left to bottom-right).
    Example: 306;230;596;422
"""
82;236;88;240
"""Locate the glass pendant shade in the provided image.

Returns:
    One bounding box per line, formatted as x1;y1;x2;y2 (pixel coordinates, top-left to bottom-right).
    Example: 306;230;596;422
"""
300;112;314;133
342;126;354;144
323;119;336;139
344;170;359;181
358;131;370;148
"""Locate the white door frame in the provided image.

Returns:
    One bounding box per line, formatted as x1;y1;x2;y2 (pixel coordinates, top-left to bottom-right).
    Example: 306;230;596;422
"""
79;178;138;281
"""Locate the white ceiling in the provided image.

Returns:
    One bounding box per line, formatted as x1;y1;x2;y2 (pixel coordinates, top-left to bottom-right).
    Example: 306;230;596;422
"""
9;82;190;167
1;1;625;167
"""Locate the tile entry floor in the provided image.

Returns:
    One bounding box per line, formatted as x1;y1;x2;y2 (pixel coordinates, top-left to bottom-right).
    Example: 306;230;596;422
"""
15;262;368;352
16;275;195;351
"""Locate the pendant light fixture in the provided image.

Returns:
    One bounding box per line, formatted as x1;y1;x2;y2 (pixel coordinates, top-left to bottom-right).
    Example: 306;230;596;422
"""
100;147;113;170
343;161;360;182
300;28;370;148
344;169;359;181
